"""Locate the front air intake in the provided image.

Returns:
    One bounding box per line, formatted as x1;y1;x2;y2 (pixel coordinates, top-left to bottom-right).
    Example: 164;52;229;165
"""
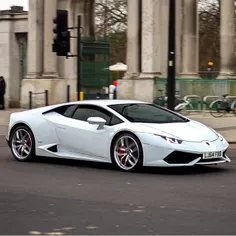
164;151;201;164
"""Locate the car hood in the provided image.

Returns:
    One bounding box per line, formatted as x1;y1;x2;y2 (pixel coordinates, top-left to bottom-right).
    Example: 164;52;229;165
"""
140;120;218;142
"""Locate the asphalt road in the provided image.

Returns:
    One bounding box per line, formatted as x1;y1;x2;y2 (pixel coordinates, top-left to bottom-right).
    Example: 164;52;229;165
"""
0;135;236;235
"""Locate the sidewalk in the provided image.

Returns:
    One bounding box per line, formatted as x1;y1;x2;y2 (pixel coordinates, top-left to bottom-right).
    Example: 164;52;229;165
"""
0;109;236;143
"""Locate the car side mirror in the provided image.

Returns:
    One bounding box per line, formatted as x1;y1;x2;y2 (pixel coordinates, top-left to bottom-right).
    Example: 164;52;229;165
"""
87;117;106;129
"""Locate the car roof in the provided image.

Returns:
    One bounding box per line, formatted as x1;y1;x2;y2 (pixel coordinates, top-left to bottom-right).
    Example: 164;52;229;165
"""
64;99;146;106
16;99;147;115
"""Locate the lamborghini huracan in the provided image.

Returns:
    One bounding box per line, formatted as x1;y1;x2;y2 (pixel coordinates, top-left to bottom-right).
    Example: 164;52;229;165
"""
6;100;231;171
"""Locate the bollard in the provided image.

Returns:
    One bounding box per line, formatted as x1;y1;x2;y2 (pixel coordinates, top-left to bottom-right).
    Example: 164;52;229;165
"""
29;91;32;109
109;85;115;99
79;91;84;101
74;92;78;101
45;90;49;106
67;85;70;102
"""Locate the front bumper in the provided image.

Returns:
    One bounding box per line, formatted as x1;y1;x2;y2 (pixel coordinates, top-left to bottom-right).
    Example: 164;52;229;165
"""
141;136;230;167
163;149;230;166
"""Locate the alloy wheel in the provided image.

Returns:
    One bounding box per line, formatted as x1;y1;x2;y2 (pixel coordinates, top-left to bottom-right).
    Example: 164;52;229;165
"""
11;128;33;161
113;135;141;171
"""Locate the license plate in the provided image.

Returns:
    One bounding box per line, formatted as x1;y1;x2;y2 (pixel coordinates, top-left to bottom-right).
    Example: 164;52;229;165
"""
203;151;222;159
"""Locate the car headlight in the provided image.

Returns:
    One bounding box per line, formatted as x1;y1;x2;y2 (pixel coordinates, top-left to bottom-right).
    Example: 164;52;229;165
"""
154;134;182;144
207;126;224;141
217;133;224;141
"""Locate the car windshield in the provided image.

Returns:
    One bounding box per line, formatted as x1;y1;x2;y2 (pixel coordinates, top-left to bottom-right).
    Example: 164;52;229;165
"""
108;103;189;123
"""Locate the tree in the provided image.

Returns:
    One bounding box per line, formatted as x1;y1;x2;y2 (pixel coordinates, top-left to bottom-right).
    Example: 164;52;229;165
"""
95;0;127;36
198;0;220;73
94;0;127;65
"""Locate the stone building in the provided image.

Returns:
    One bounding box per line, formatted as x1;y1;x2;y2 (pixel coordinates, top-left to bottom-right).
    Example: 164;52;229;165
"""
1;0;236;108
118;0;236;102
1;0;94;108
0;6;27;108
21;0;94;108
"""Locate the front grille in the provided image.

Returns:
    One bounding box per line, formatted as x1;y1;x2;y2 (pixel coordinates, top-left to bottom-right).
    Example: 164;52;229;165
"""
164;151;201;164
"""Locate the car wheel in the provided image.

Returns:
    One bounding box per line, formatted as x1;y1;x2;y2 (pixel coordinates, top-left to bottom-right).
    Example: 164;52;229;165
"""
10;126;35;162
111;133;143;171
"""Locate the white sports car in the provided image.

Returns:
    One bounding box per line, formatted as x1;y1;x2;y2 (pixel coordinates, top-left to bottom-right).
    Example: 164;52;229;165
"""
6;100;231;171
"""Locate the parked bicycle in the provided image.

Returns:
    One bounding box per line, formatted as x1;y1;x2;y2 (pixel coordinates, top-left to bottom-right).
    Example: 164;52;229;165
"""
153;89;193;115
209;94;236;117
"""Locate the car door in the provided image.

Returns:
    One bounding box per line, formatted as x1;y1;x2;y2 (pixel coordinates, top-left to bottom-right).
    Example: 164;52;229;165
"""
55;105;120;160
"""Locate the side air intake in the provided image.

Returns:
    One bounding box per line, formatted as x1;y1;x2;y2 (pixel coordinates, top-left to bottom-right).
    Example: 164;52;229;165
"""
47;145;58;153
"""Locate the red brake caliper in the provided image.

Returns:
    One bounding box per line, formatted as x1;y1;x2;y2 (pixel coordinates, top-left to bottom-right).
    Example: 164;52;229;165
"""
119;145;125;164
28;137;32;148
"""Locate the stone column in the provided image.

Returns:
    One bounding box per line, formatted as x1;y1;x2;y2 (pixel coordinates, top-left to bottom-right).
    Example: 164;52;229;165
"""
218;0;235;77
124;0;140;78
160;0;169;77
132;0;160;102
25;0;44;79
141;0;161;75
180;0;199;78
42;0;58;78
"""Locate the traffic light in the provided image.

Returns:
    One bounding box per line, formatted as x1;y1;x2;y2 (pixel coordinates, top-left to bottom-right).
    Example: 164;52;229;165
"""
52;10;70;56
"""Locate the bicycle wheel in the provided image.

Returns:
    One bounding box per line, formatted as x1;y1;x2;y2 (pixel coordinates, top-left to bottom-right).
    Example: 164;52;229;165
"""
230;100;236;116
209;100;226;117
179;102;193;116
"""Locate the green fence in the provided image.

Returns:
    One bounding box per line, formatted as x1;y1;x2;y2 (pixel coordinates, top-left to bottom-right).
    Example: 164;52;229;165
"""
80;61;110;87
80;37;110;98
155;78;236;110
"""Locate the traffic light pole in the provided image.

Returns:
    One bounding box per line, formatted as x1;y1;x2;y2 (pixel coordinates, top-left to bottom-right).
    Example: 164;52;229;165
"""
167;0;176;111
77;15;81;101
52;10;83;101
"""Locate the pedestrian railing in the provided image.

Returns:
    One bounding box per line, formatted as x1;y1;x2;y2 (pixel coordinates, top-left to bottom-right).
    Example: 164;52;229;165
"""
155;78;236;113
29;90;48;109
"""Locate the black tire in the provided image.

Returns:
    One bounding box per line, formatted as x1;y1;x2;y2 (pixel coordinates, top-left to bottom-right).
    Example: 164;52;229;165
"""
9;125;35;162
111;132;143;172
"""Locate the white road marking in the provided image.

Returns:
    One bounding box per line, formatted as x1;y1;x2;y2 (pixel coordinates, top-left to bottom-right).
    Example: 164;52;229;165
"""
133;209;145;212
86;226;98;230
44;232;64;235
29;231;42;235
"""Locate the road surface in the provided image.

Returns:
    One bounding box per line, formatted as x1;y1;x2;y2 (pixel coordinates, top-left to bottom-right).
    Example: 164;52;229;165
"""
0;135;236;235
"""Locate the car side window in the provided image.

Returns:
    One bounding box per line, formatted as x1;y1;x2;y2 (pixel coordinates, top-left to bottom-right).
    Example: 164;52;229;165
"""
109;115;123;126
52;105;77;117
63;105;77;117
72;106;111;125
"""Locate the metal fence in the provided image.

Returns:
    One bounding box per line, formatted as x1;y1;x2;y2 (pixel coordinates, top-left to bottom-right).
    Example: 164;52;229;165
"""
155;78;236;110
